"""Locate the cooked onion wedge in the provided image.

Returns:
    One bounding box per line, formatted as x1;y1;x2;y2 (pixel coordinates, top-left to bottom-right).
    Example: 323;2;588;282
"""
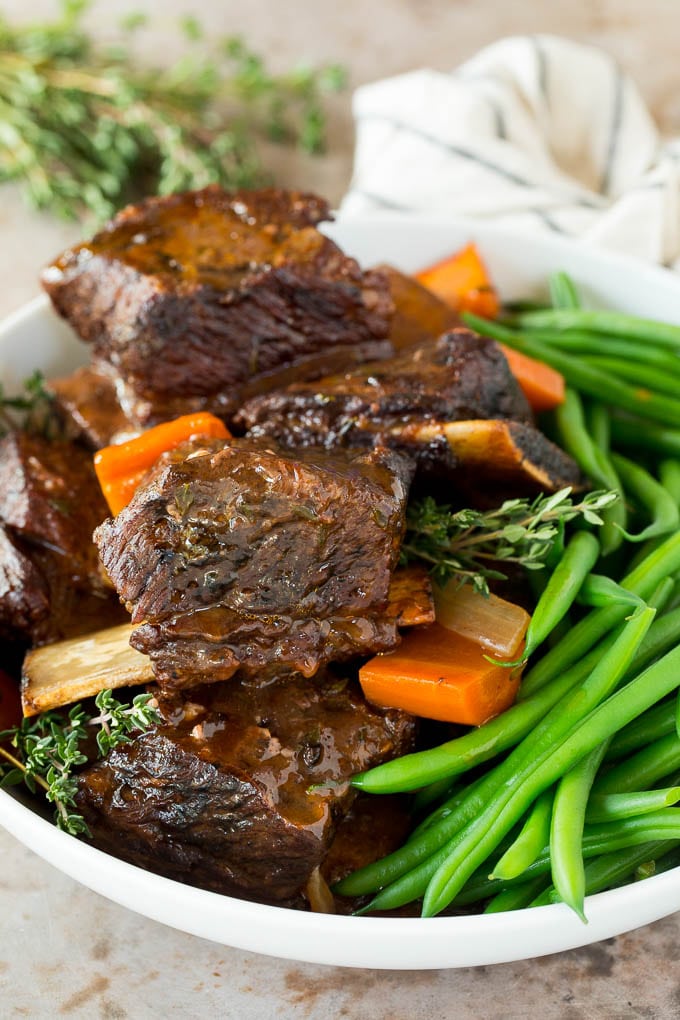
413;419;582;492
21;623;153;717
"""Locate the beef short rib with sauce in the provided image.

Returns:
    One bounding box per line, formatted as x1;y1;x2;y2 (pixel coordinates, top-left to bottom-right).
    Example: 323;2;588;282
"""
95;438;413;690
0;432;123;645
76;672;417;905
238;328;531;440
42;187;394;428
237;329;580;494
237;328;529;472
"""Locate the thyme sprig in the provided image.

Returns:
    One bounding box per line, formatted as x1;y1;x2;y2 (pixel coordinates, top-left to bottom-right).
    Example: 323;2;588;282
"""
0;1;345;221
0;370;55;438
402;487;618;596
0;690;161;835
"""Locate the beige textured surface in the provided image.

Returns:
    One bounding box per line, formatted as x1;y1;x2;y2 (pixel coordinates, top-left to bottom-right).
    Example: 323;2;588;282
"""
2;2;680;1015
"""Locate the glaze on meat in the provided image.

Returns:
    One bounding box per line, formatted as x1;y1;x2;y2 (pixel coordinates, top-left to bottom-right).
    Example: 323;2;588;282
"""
95;438;414;690
0;432;122;644
42;187;394;428
76;672;417;905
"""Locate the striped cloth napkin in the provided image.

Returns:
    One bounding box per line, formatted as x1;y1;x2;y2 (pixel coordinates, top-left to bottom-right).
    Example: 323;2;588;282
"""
340;35;680;269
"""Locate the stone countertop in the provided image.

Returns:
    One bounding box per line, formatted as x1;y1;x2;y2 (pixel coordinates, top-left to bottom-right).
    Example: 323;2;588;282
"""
2;2;680;1016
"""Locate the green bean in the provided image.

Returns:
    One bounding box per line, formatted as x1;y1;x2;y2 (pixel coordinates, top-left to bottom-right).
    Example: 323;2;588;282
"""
579;355;680;399
606;697;677;760
484;875;550;913
586;787;680;823
551;388;607;485
595;731;680;794
491;789;553;880
585;402;611;452
355;592;680;805
521;529;680;696
455;838;677;907
526;561;572;649
508;330;680;369
422;613;670;917
610;453;680;542
462;313;680;428
407;780;473;841
610;415;680;458
352;656;591;795
581;840;680;894
385;609;656;916
577;573;644;609
345;614;651;907
660;460;680;506
520;531;600;660
410;775;457;816
531;839;679;908
550;742;609;919
512;307;680;352
549;270;581;310
553;388;625;553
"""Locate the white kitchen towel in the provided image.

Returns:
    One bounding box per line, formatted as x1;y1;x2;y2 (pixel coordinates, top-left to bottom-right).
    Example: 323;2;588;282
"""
340;35;680;268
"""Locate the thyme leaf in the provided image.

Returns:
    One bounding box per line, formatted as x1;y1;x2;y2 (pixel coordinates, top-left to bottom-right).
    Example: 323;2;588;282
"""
0;690;161;835
402;487;619;596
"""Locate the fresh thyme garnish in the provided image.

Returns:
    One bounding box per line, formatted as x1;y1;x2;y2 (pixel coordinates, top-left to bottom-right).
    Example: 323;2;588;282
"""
0;370;55;439
0;1;345;222
0;690;161;835
402;487;618;596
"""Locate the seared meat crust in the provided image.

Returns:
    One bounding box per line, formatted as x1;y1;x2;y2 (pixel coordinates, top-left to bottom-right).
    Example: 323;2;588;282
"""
238;329;531;443
0;432;120;644
76;673;416;905
95;439;413;689
236;328;531;474
42;187;394;426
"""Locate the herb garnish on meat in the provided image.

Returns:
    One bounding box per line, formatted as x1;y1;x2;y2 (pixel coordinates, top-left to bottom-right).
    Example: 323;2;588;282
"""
0;691;161;835
402;487;618;596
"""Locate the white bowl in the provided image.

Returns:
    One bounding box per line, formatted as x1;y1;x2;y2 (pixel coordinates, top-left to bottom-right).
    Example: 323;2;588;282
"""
2;214;680;969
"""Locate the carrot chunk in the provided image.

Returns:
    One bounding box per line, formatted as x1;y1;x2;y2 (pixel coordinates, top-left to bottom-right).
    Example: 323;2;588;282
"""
359;623;522;726
415;242;565;411
499;345;565;412
415;242;501;319
94;412;230;515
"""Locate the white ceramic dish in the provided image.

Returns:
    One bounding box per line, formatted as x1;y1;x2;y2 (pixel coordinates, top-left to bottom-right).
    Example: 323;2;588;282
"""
2;215;680;970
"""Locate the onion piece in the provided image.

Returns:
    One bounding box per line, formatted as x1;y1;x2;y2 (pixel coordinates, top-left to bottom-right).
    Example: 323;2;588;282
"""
433;581;529;659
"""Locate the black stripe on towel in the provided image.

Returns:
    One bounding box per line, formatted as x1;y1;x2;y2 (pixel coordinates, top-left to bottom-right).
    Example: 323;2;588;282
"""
355;112;604;209
600;63;625;196
530;36;549;105
346;190;417;212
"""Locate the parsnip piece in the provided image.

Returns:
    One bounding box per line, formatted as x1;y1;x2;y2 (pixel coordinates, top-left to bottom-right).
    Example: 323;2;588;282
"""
413;419;580;492
21;623;153;717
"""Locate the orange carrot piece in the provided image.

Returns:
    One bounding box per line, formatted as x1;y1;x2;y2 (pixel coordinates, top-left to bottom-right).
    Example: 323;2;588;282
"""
359;623;522;726
94;412;230;515
415;243;500;320
415;243;565;411
499;344;566;413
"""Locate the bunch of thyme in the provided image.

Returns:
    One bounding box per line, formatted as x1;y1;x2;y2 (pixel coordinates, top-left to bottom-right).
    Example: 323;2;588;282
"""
0;1;345;221
0;690;161;835
402;486;618;596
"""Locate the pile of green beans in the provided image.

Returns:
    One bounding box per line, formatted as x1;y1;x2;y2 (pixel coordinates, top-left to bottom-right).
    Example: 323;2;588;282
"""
336;274;680;921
